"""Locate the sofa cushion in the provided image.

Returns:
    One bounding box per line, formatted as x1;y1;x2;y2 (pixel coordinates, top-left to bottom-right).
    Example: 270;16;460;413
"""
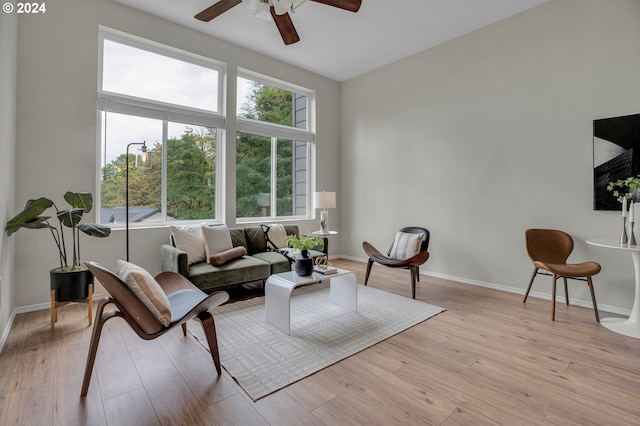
283;225;299;237
252;251;292;274
202;224;233;263
307;249;326;259
244;226;268;254
188;256;270;292
261;224;288;249
230;227;248;249
170;222;207;265
209;246;248;266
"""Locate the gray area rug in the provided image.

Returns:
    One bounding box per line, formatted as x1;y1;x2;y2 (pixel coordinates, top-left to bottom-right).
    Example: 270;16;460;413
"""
188;283;445;400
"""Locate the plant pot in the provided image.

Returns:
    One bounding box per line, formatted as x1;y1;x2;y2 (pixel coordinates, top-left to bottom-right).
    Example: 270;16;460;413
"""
50;268;93;302
294;250;314;276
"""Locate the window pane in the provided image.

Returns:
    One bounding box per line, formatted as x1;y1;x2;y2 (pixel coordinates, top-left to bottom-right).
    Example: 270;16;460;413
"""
276;139;308;216
100;112;162;224
102;39;219;112
236;132;271;218
166;123;217;221
237;77;307;128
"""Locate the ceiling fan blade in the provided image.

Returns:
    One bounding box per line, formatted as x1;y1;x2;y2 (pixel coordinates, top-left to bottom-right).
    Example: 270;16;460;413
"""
270;7;300;45
195;0;242;22
310;0;361;12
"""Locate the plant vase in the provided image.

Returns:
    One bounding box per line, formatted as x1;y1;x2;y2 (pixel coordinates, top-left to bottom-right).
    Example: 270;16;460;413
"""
50;268;93;302
294;249;314;276
630;202;638;245
621;197;629;244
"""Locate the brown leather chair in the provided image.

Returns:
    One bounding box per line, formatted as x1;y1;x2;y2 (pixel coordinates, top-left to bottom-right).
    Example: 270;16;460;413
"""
81;261;229;397
363;227;430;299
523;229;600;322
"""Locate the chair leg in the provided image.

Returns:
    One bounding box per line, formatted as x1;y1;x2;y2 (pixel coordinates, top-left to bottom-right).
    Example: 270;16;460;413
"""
563;277;569;305
551;274;557;321
364;259;374;286
587;276;600;322
410;267;417;299
197;311;222;375
181;322;187;337
81;298;115;397
416;266;420;282
523;268;538;303
88;284;93;326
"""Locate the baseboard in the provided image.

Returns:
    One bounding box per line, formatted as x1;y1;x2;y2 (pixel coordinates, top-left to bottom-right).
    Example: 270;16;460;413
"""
336;255;630;316
0;293;109;353
0;309;17;354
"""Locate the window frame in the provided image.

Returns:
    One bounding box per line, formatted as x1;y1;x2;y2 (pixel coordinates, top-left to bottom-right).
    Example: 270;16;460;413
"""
235;69;316;223
97;28;226;228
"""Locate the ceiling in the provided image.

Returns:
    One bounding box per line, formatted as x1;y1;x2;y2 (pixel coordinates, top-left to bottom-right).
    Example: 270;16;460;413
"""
113;0;550;82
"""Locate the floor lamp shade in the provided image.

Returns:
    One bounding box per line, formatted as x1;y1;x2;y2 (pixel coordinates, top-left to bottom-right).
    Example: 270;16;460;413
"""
313;191;336;234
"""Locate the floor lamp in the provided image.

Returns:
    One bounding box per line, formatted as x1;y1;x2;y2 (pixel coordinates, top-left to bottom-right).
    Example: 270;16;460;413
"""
126;141;151;261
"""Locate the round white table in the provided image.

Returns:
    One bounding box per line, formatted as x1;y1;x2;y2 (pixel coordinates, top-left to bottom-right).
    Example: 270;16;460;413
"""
587;239;640;338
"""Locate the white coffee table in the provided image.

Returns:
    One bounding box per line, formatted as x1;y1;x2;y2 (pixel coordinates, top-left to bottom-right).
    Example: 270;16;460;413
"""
265;269;357;335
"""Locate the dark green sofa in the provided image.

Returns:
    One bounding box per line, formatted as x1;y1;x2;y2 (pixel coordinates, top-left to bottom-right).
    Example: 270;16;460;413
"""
160;225;326;292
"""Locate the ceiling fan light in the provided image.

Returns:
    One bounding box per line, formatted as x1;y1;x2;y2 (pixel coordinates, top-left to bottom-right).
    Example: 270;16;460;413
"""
242;0;259;10
271;0;293;15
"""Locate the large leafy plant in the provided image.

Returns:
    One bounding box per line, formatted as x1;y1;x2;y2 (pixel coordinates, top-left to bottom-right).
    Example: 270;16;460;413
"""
6;192;111;272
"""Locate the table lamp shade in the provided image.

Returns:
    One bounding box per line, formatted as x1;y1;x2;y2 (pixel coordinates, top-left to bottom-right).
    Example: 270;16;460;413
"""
313;191;336;209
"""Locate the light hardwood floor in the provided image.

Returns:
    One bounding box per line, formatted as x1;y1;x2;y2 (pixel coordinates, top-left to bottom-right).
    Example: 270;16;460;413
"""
1;258;639;425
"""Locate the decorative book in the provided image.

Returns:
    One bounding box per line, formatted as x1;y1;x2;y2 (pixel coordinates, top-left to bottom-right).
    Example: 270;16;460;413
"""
314;266;338;275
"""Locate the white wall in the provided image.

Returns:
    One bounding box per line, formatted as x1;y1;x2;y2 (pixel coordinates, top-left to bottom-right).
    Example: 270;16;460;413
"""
340;0;640;312
13;0;341;307
0;5;17;341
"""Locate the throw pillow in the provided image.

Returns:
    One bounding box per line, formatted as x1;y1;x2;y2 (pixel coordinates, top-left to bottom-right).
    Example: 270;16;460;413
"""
115;260;172;327
209;246;248;266
389;231;423;260
202;224;233;263
261;224;288;250
170;222;207;265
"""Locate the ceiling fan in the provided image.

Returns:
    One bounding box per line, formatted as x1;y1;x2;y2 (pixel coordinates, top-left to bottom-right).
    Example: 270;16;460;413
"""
195;0;362;45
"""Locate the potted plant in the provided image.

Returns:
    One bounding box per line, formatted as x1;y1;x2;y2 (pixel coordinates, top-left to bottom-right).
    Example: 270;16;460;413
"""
286;234;324;276
6;192;111;301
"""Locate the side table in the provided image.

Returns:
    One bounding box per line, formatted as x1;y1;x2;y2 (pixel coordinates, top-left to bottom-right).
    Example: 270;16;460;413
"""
587;239;640;339
311;230;338;254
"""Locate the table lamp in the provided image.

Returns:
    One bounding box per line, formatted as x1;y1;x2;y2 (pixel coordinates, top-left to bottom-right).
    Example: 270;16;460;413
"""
313;191;336;234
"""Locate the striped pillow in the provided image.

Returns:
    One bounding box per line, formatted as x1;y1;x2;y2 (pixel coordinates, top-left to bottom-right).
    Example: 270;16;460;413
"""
116;260;172;327
389;232;422;260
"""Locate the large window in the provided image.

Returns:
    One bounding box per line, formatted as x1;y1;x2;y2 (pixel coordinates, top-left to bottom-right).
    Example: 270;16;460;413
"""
236;72;314;220
98;31;224;225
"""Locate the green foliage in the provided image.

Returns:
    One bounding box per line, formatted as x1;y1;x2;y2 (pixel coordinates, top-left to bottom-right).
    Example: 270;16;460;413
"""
240;82;293;125
607;176;640;201
236;82;296;218
6;192;111;270
167;130;215;219
100;127;216;221
286;234;324;251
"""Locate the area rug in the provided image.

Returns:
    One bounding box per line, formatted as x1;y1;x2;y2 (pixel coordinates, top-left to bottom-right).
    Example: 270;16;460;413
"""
188;283;445;401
